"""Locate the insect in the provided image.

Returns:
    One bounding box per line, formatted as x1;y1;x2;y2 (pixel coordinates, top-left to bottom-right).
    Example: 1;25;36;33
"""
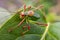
0;1;48;35
8;4;48;35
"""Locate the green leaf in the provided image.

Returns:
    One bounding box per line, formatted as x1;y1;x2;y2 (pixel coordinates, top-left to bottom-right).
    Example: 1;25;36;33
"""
0;34;16;40
16;34;40;40
45;33;56;40
46;22;60;40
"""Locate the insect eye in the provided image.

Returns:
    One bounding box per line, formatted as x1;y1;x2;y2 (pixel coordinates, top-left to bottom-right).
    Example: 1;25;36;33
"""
28;10;34;16
20;12;25;18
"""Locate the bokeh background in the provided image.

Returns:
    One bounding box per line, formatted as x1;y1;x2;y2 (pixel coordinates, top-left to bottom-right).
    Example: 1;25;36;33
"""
0;0;24;25
0;0;60;25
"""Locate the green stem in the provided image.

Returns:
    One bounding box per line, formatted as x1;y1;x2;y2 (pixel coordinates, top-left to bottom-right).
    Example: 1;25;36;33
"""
40;22;50;40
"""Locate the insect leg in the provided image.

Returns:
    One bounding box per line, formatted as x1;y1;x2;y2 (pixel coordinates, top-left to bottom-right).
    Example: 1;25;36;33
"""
8;18;26;32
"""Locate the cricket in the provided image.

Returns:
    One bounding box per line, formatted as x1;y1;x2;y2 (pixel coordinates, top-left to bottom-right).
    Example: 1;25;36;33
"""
8;4;48;35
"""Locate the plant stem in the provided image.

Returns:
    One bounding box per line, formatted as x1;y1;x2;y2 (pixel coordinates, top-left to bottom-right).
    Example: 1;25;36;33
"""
40;22;50;40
